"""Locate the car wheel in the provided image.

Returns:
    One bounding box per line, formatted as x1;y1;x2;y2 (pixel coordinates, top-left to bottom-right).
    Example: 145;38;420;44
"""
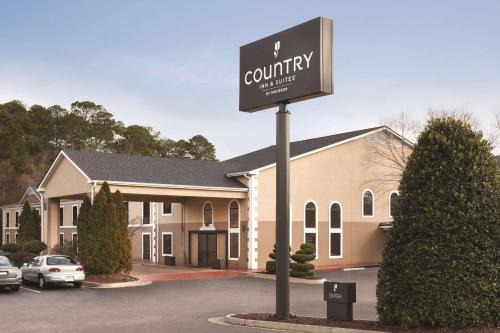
73;282;82;288
38;275;47;289
11;285;20;292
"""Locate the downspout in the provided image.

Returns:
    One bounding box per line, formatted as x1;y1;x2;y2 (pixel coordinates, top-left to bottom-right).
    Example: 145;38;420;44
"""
40;191;45;243
242;173;257;270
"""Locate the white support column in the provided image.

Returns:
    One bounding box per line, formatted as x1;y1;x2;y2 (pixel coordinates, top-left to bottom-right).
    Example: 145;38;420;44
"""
247;174;259;269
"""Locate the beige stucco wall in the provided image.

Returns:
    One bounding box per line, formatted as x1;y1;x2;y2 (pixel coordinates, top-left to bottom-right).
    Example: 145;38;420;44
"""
255;135;400;269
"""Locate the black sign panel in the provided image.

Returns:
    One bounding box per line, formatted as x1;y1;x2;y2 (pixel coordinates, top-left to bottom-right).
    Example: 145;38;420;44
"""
239;17;333;112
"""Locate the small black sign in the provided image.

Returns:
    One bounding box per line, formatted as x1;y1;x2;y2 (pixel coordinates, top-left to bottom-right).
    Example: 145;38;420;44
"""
239;17;333;112
324;282;356;304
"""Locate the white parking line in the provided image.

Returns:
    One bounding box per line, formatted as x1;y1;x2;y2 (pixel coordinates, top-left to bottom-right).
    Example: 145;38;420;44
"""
20;286;41;294
343;267;365;271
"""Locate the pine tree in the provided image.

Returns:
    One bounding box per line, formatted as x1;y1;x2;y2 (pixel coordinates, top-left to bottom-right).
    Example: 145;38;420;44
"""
377;117;500;328
17;201;38;244
114;190;132;272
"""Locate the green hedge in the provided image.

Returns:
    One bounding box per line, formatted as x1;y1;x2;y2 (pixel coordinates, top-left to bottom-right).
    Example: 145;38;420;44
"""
1;243;22;253
22;240;47;253
376;117;500;329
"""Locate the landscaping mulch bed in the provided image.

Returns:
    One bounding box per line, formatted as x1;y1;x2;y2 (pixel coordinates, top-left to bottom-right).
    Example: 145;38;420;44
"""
234;314;498;333
85;273;138;284
258;272;324;280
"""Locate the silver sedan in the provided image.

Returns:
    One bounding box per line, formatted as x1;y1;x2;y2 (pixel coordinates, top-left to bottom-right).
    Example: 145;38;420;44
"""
0;256;22;291
21;255;85;289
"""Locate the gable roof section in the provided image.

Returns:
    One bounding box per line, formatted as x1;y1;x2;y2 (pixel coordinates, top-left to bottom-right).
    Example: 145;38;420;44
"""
18;186;42;205
61;149;247;189
223;126;394;173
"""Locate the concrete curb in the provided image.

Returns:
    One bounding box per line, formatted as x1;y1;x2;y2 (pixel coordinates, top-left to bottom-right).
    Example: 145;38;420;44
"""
224;314;386;333
246;272;327;285
83;279;152;289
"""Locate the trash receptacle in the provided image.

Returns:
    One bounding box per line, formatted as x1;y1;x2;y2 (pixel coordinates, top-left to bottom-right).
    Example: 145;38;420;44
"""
164;256;175;266
324;282;356;321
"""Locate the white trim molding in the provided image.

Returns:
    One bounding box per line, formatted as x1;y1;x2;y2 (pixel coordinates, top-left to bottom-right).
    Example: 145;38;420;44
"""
328;201;343;259
228;200;240;261
161;232;173;257
303;200;319;259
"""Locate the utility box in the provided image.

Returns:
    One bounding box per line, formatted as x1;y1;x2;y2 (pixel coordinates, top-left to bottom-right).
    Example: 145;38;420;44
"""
164;256;175;266
324;282;356;321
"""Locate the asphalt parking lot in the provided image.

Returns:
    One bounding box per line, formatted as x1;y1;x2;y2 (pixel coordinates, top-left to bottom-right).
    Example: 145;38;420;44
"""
0;267;378;333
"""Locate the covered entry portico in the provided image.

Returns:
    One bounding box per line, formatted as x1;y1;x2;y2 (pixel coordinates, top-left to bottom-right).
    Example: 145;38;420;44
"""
37;150;250;269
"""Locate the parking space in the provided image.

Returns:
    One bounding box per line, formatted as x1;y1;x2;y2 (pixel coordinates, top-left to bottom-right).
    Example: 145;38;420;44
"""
0;267;378;333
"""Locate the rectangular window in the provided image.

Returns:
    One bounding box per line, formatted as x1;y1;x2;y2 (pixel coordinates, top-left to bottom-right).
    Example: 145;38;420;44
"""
330;233;341;257
6;212;10;228
15;233;18;243
143;202;150;224
6;233;10;244
162;202;172;215
305;209;316;229
162;233;173;256
305;233;316;246
15;211;19;228
72;206;78;226
59;207;64;226
229;233;239;259
59;233;64;247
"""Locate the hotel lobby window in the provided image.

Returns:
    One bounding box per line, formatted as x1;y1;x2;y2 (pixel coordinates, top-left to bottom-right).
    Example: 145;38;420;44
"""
304;201;318;257
203;202;213;227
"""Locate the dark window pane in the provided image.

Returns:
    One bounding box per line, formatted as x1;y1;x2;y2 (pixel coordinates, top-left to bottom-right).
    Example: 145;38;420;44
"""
390;193;398;217
163;202;172;215
305;202;316;228
363;191;373;216
16;212;19;228
6;212;9;228
59;234;64;246
330;233;341;257
330;203;341;228
230;233;239;259
305;232;316;246
72;206;78;226
143;202;150;224
163;234;172;255
47;256;76;265
59;207;64;226
203;203;213;226
229;201;239;229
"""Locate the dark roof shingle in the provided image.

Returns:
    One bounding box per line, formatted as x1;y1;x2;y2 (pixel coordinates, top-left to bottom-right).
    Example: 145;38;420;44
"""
222;127;384;173
63;149;246;189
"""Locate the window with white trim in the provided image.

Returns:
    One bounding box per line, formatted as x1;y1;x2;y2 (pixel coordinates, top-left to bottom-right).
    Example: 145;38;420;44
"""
162;232;173;256
72;205;78;226
203;202;213;227
228;200;240;260
59;233;64;246
362;190;374;217
15;211;19;228
304;201;318;258
143;202;151;224
6;233;10;244
329;202;342;258
162;202;172;215
5;212;10;228
59;207;64;226
389;192;399;218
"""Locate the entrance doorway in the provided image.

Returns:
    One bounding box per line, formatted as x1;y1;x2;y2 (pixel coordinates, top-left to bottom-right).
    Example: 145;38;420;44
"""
142;233;151;260
198;233;217;266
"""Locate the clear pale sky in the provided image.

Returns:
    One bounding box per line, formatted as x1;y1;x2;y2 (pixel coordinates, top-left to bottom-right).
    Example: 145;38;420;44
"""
1;1;499;159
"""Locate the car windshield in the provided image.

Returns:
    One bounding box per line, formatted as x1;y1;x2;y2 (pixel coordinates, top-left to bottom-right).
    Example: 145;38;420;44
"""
0;256;12;267
46;256;77;266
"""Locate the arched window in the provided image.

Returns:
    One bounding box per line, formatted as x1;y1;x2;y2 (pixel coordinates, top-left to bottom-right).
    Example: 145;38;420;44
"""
389;192;399;218
362;190;374;217
228;201;240;260
304;201;318;258
329;202;342;258
203;202;213;227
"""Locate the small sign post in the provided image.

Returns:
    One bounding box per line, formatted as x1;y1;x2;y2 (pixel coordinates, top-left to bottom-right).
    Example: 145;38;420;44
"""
239;17;333;320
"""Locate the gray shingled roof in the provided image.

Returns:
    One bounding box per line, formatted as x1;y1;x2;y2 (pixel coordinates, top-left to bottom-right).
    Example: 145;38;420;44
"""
222;126;384;173
61;127;385;189
63;149;247;189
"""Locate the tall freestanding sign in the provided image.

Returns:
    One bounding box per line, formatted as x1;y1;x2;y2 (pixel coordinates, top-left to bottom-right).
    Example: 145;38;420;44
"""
239;17;333;319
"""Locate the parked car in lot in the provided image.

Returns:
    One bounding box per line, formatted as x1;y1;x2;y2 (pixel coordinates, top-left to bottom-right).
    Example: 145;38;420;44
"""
0;256;22;291
21;255;85;289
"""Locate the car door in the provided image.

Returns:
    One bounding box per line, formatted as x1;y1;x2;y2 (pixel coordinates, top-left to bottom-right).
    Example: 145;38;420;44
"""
25;257;38;281
29;257;42;281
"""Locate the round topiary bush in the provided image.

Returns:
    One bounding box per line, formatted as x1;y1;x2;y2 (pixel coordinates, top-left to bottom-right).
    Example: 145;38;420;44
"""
377;117;500;329
22;240;47;254
1;243;22;253
291;243;316;277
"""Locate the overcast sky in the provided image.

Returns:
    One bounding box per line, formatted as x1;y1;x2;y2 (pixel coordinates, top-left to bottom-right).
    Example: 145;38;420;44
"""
1;1;499;159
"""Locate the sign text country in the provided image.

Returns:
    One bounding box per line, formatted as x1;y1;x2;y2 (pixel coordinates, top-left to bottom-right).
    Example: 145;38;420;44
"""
239;17;333;112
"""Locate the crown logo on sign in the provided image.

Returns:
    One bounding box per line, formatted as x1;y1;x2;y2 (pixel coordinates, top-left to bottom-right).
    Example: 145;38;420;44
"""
274;41;280;58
